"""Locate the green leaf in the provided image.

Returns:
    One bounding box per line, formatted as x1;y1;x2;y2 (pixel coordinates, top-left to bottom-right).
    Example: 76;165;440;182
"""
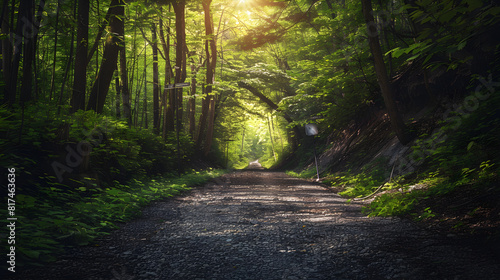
467;141;475;151
387;47;405;58
106;188;123;196
457;40;467;50
406;54;421;61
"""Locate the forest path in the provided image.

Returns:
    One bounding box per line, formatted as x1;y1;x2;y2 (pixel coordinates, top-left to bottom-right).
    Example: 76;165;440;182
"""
13;171;500;280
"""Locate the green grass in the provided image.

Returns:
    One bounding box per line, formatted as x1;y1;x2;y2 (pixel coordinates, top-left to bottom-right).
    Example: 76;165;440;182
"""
363;165;497;217
286;168;318;179
0;169;226;267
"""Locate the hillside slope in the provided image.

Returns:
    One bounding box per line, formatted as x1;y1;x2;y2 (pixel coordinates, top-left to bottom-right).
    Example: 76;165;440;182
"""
286;72;500;254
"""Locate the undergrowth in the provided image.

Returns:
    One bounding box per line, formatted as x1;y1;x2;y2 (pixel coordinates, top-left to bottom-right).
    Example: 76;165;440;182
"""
0;169;225;268
365;85;499;218
0;106;226;268
288;84;499;222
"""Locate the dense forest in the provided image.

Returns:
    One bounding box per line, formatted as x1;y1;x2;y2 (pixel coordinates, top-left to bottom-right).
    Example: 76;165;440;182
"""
1;0;499;271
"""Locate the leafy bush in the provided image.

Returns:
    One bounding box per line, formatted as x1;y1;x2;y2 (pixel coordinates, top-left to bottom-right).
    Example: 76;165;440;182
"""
364;83;500;217
328;158;390;198
0;169;226;267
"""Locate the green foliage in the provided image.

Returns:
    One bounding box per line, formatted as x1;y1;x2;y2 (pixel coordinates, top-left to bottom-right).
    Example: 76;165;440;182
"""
0;169;225;266
0;103;217;267
286;168;317;179
327;158;390;198
412;89;500;180
364;88;500;217
68;110;194;181
388;0;500;70
363;192;418;217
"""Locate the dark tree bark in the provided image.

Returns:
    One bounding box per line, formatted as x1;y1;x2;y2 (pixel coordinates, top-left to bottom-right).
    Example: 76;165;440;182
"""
196;0;217;154
159;5;174;138
115;76;121;117
151;23;160;133
188;60;197;138
119;47;132;125
71;0;89;113
361;0;412;145
142;41;148;128
49;0;61;100
86;0;123;113
7;0;31;105
58;1;77;113
1;2;12;104
173;0;187;132
20;0;36;104
32;0;45;101
164;24;176;133
86;2;114;67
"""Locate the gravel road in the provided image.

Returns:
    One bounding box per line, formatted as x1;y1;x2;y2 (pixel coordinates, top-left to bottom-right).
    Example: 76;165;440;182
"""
10;170;500;279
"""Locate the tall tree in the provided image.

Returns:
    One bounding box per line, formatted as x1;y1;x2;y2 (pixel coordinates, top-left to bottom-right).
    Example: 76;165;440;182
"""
1;1;12;104
58;1;77;113
151;22;160;133
119;42;132;125
86;2;114;67
173;0;187;132
188;57;199;138
48;0;60;101
86;0;123;114
159;5;174;138
361;0;412;145
197;0;217;155
6;0;32;105
71;0;89;113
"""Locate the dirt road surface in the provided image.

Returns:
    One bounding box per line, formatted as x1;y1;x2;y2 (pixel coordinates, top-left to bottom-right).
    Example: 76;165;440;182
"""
10;170;500;279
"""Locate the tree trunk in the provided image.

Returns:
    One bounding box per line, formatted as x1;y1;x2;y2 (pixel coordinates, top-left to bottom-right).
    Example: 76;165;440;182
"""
151;23;160;133
361;0;412;145
32;1;45;101
1;2;12;104
70;0;89;113
188;61;197;138
58;1;77;114
204;98;216;156
86;2;114;67
115;77;121;117
196;85;209;147
267;114;276;162
199;0;217;155
7;0;32;106
119;47;132;125
173;0;187;133
142;41;147;129
159;5;174;138
86;0;123;113
49;0;61;100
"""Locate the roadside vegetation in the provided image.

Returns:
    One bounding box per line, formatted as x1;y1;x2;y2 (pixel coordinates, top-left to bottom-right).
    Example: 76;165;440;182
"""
288;88;499;239
1;106;225;267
